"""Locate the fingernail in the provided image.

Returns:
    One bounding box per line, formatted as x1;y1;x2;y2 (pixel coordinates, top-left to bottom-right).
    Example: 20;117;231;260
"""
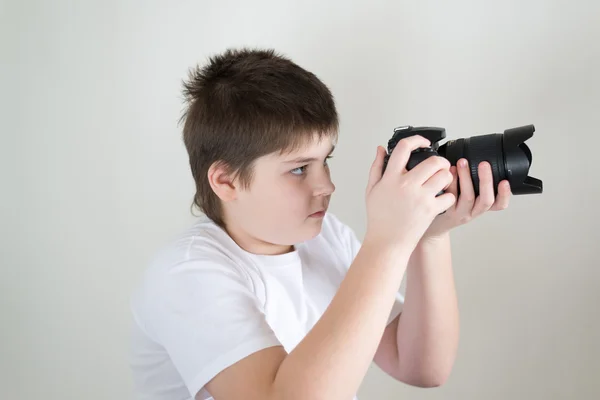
459;159;467;168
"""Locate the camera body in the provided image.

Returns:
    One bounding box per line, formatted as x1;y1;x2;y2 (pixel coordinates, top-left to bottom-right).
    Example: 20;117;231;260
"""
382;125;446;173
382;124;543;197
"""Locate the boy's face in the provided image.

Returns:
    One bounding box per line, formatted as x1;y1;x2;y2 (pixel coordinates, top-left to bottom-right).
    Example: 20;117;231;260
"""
224;134;337;255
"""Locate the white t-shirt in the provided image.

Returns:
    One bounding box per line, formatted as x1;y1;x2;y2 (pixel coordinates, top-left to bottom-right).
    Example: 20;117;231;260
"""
129;212;405;400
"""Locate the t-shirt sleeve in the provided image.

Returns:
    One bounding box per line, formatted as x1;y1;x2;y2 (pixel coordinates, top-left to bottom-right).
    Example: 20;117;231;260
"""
330;214;405;325
144;257;282;399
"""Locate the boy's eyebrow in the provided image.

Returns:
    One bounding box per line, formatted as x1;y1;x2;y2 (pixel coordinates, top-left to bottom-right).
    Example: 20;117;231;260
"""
283;145;336;164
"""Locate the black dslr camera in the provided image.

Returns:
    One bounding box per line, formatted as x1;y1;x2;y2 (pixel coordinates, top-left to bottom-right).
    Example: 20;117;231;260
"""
382;124;543;197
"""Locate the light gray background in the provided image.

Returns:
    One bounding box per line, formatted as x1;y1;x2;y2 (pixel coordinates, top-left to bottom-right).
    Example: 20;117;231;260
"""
2;0;599;399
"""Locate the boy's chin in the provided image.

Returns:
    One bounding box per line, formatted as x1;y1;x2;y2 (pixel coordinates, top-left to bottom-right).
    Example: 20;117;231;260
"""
297;218;324;240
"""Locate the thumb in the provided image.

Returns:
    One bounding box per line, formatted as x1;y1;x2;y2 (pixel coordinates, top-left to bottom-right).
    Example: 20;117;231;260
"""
366;146;385;194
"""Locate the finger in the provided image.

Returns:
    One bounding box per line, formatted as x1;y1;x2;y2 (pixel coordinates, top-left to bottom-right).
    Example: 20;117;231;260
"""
446;166;459;198
455;158;476;215
435;192;457;214
386;135;432;175
366;146;385;194
408;155;451;185
442;166;459;213
472;161;495;216
491;180;511;211
422;167;454;196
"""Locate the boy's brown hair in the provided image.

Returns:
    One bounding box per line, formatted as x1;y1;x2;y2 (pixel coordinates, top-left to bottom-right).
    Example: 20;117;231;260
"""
180;48;339;227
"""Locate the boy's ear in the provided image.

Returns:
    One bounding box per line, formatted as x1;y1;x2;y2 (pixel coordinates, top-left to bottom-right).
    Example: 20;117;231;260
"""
207;161;239;202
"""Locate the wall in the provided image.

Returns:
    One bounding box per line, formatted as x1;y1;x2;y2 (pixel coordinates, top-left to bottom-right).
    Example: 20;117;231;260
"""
2;0;599;398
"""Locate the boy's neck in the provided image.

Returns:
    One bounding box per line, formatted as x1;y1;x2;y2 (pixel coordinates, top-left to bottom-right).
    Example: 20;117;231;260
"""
223;221;295;256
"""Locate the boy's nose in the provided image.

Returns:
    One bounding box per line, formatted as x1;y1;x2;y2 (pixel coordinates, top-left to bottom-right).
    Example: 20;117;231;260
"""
314;177;336;197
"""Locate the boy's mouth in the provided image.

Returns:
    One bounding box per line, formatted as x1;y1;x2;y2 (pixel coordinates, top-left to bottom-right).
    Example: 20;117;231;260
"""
309;209;326;218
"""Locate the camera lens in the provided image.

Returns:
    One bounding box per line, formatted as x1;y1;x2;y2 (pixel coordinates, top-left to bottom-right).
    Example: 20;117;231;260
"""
437;125;542;196
438;134;504;196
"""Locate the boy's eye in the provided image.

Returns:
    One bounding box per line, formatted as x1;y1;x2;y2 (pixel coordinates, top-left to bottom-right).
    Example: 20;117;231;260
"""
290;155;333;176
290;165;308;176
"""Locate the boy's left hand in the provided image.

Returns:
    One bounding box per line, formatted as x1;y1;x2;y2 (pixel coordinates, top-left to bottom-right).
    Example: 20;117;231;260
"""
422;158;512;241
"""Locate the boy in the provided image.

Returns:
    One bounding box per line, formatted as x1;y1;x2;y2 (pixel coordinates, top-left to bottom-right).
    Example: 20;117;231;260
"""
129;48;512;400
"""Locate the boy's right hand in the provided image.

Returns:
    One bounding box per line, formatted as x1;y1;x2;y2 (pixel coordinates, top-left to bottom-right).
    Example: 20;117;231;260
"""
364;135;456;254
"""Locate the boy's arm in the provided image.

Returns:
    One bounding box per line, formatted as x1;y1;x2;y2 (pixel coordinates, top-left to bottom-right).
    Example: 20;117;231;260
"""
204;239;413;400
373;233;459;387
373;160;511;386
